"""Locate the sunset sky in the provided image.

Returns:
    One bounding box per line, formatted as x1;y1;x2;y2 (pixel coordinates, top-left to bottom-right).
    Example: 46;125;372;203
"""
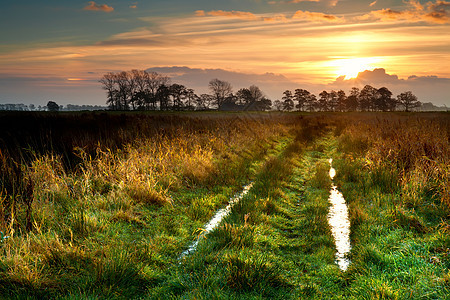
1;0;449;106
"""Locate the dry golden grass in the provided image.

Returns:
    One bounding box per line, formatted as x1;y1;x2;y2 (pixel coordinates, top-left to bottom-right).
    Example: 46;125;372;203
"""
340;114;449;212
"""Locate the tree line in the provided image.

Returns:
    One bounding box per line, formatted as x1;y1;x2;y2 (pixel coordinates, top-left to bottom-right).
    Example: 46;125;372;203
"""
99;70;272;111
100;69;421;112
275;86;421;112
0;102;106;112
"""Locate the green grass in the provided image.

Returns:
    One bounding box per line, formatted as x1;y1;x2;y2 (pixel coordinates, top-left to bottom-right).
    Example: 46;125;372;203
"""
0;112;449;299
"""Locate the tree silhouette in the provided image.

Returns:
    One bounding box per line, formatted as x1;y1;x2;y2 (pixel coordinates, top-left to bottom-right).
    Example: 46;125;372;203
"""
397;91;420;112
273;100;283;111
337;90;347;112
236;88;253;105
359;85;377;111
318;91;329;112
99;72;118;110
305;94;317;112
209;79;233;109
282;90;294;111
294;89;310;111
46;101;60;112
170;84;187;111
375;87;395;112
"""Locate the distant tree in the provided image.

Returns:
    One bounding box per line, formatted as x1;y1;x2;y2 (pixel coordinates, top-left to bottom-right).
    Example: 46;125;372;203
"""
328;90;339;112
273;100;283;111
209;79;233;109
236;88;253;105
249;85;264;102
282;90;294;111
156;84;171;111
46;101;60;112
343;87;360;111
344;95;359;111
144;71;170;110
115;71;132;110
375;87;394;112
336;90;346;112
184;88;197;110
255;97;272;111
99;72;119;110
359;85;377;111
29;104;35;111
318;91;329;111
169;84;187;110
196;94;214;110
305;94;317;112
294;89;310;111
397;91;420;112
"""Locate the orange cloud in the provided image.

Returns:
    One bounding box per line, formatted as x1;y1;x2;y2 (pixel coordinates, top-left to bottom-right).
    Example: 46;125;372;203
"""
284;0;320;3
360;0;450;24
370;1;377;7
196;9;343;23
195;10;206;17
204;10;259;20
263;14;289;22
83;1;114;13
292;10;345;22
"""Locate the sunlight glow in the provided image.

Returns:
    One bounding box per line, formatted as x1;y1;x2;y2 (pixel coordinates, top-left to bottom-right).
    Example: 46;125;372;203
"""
328;57;382;79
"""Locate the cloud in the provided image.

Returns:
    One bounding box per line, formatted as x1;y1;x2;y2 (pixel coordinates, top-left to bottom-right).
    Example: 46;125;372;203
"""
198;10;260;20
369;1;377;7
195;10;206;17
83;1;114;13
263;14;289;22
130;5;137;9
360;0;450;24
268;0;338;5
197;9;343;23
269;0;320;3
292;10;345;22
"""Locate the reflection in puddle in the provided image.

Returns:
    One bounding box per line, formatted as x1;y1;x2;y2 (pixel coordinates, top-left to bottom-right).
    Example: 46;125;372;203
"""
179;182;254;259
328;159;351;271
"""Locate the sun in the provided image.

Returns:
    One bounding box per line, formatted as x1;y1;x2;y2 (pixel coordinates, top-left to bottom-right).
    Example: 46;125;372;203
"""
329;57;381;79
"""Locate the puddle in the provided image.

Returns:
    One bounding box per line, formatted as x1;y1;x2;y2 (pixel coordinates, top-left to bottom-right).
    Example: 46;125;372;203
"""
179;182;254;259
328;159;351;271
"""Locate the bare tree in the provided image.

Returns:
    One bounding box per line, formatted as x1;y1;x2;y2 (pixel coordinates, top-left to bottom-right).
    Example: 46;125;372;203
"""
99;72;118;110
144;71;170;110
209;79;233;109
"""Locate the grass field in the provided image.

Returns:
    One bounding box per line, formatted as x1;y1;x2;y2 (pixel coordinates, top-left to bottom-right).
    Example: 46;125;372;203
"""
0;111;448;299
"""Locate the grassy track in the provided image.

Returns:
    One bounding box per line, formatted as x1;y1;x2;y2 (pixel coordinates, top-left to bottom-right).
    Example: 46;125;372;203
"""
0;112;449;299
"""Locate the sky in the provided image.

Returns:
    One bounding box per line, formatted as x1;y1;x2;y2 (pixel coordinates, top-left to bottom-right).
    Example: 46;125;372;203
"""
1;0;449;106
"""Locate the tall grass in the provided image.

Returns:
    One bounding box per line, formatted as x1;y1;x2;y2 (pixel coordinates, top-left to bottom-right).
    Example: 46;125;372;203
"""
336;113;450;299
0;111;298;298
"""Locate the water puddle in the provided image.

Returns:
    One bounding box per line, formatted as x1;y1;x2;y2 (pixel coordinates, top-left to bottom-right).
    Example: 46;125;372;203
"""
328;158;351;271
179;182;254;259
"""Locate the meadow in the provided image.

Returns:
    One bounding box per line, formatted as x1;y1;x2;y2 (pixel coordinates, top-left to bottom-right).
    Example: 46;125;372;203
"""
0;111;448;299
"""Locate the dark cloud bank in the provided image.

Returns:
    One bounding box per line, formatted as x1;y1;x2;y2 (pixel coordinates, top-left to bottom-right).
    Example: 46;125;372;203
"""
0;67;448;107
148;67;450;106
